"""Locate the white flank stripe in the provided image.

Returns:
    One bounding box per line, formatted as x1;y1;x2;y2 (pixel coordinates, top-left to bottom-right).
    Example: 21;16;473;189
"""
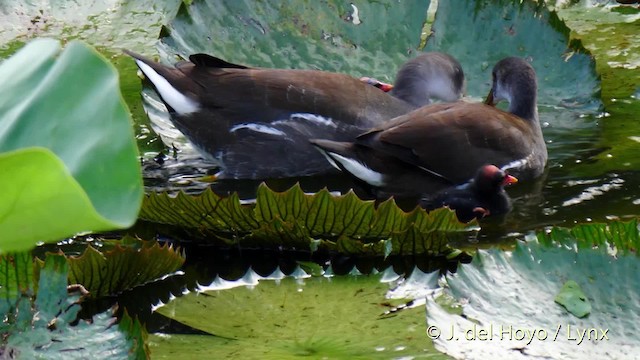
330;153;385;186
289;113;338;128
229;123;286;136
501;157;529;172
135;60;200;115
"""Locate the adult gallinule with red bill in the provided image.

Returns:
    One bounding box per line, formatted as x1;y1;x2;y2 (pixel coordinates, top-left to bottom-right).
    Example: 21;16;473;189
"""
125;50;464;179
420;165;518;222
310;57;547;198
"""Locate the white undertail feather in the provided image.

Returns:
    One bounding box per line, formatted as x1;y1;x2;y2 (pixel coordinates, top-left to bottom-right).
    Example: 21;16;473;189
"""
316;149;341;171
135;60;200;115
328;153;385;187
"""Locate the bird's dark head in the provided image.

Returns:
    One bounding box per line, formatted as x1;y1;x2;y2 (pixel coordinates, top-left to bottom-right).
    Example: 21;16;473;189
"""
484;57;538;121
392;52;465;107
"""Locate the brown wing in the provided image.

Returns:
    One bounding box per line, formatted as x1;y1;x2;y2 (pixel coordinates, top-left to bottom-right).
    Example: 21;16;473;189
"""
356;101;536;183
177;63;412;128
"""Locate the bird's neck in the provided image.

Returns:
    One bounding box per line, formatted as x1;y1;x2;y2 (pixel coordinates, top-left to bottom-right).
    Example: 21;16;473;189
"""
509;93;538;124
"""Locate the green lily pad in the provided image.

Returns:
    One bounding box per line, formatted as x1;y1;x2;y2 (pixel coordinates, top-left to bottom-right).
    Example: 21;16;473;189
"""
148;334;238;360
555;280;591;318
139;183;475;255
0;38;143;249
153;269;446;359
426;238;638;359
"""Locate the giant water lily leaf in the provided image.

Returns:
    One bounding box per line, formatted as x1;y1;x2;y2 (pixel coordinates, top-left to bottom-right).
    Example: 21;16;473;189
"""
517;3;640;225
425;0;602;171
1;254;149;359
552;4;640;176
152;270;446;359
158;1;431;75
139;183;474;255
426;239;639;359
64;237;184;298
0;39;143;249
148;334;237;360
0;0;181;51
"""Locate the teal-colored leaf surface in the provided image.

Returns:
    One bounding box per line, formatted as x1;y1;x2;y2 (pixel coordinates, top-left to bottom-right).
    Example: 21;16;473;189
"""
0;38;143;249
158;0;432;76
426;239;639;359
1;254;149;359
34;255;80;329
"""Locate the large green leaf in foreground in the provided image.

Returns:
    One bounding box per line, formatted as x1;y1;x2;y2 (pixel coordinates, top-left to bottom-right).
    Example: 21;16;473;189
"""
0;148;106;252
152;269;445;359
426;238;639;359
0;38;143;250
0;253;148;359
139;183;475;255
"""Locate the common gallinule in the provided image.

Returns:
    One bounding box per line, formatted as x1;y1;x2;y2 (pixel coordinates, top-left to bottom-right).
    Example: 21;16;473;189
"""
310;57;547;197
420;165;517;222
125;50;464;178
